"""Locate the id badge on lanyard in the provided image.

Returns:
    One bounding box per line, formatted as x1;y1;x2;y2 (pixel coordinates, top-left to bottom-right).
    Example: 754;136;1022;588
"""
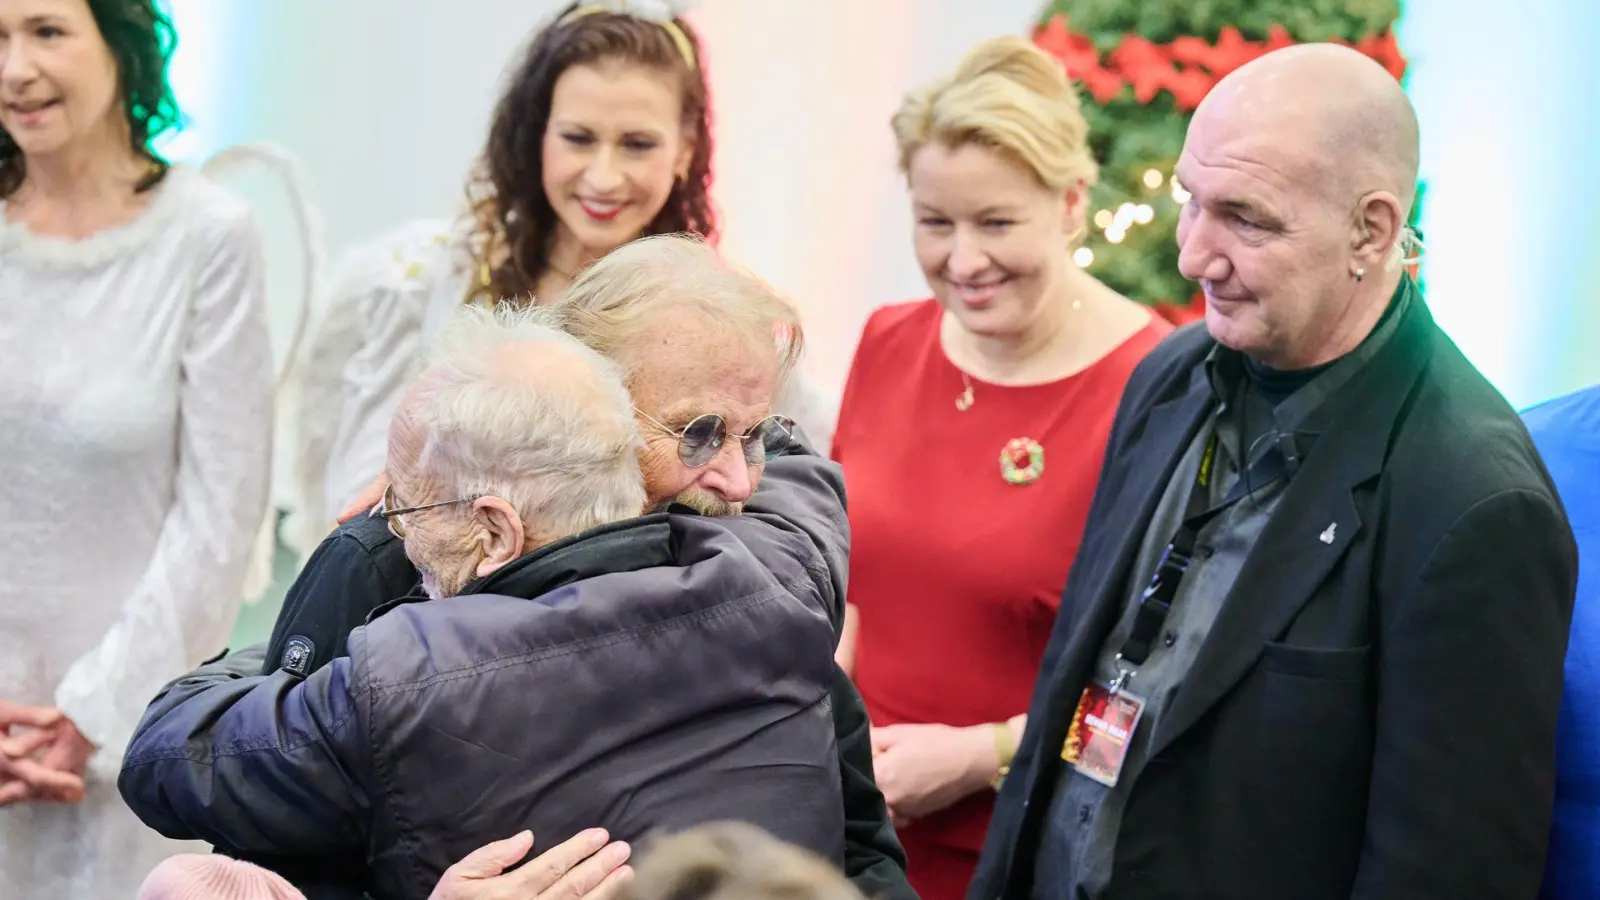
1061;432;1280;787
1061;682;1146;787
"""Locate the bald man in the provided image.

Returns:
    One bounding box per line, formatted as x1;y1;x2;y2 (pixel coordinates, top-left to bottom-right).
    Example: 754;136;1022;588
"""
968;44;1577;900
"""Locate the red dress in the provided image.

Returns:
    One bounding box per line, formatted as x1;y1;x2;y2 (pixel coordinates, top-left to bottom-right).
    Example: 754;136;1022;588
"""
832;299;1171;900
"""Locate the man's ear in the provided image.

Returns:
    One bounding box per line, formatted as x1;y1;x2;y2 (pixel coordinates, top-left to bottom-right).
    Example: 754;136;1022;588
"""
1352;190;1403;275
472;497;526;578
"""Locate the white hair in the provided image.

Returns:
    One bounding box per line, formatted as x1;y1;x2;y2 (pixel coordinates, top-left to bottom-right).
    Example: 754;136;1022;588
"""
410;302;645;540
549;234;805;388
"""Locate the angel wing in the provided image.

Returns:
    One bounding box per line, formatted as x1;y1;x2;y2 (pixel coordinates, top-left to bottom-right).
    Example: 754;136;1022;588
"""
199;143;324;605
200;143;322;391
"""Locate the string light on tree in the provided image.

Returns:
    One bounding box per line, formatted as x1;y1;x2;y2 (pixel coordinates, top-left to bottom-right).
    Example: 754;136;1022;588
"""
1083;170;1182;260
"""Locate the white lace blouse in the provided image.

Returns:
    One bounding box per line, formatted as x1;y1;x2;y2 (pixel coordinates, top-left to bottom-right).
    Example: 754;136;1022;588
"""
0;165;274;898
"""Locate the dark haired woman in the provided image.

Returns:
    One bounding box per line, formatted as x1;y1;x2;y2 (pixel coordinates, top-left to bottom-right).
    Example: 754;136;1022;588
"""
289;1;837;553
0;0;273;894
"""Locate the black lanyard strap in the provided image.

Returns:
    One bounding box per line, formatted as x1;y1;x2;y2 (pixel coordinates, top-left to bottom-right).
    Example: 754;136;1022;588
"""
1115;430;1287;674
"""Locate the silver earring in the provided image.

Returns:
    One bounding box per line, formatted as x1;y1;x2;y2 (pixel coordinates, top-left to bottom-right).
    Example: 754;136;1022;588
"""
1354;267;1365;282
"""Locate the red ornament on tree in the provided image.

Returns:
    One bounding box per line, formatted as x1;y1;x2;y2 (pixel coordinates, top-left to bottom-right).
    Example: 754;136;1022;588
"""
1034;14;1125;103
1107;34;1172;104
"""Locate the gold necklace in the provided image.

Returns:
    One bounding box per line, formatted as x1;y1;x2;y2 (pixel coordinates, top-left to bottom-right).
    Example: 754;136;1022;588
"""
956;374;975;411
953;298;1081;412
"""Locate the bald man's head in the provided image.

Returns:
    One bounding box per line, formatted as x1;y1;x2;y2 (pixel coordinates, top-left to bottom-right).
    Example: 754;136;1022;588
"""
1197;43;1419;214
1173;42;1419;370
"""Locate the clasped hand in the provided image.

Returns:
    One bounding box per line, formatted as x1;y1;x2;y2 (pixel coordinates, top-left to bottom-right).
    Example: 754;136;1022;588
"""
0;700;95;806
870;722;996;827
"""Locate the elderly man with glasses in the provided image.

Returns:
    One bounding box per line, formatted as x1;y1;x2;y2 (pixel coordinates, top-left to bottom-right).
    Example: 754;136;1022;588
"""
117;270;848;900
118;236;908;900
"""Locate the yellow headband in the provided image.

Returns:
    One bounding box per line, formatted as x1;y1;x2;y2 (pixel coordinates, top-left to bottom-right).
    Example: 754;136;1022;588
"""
557;4;698;70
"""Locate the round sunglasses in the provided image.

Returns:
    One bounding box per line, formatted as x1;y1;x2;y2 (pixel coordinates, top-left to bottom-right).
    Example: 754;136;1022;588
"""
635;409;795;468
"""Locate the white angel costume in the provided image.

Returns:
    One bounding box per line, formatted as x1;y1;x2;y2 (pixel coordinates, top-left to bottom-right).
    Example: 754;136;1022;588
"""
286;218;839;558
0;165;275;898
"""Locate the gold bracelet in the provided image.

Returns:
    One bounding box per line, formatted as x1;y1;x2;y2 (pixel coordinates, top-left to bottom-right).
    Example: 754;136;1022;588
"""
991;721;1017;791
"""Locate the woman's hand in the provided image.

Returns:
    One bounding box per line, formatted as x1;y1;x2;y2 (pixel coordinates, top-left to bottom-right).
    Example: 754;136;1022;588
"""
0;701;90;806
870;722;998;825
430;828;633;900
336;472;390;525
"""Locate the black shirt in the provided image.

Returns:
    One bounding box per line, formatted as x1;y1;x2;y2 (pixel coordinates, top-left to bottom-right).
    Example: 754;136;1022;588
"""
262;513;417;678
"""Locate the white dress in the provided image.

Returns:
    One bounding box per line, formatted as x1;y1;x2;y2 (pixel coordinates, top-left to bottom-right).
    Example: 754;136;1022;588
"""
0;166;275;899
286;219;840;557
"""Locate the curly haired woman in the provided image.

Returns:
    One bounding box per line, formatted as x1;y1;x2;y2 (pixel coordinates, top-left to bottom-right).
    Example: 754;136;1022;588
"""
289;1;836;553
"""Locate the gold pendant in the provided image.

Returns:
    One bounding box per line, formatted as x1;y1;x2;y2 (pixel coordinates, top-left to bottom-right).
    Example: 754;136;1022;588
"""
955;384;974;411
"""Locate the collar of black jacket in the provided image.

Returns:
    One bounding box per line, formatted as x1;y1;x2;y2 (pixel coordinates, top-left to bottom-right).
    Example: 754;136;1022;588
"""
1206;274;1413;408
1189;273;1433;488
366;510;690;623
1193;276;1416;474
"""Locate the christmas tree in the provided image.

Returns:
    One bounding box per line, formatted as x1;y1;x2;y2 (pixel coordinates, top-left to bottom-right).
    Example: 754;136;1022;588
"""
1032;1;1410;319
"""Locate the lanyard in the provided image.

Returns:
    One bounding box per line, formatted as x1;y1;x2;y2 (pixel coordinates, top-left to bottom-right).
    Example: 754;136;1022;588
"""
1109;428;1288;691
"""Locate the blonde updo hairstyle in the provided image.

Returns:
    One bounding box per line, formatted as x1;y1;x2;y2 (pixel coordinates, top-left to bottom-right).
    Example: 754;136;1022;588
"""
892;35;1098;237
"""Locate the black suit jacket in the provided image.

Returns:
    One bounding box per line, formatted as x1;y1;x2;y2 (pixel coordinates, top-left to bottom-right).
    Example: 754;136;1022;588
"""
971;292;1577;900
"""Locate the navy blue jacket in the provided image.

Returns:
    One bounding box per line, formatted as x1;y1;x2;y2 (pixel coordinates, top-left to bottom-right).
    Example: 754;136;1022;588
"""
243;447;911;900
121;510;844;900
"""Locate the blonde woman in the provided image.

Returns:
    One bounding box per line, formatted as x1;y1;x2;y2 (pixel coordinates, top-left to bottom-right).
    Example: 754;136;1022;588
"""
831;36;1171;900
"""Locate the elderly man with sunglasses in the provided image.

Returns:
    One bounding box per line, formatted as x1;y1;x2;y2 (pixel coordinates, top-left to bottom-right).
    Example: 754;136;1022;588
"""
118;236;911;900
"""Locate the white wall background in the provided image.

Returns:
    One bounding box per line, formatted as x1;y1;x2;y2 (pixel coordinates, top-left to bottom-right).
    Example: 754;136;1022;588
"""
162;0;1600;455
1397;0;1600;408
163;0;1044;402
